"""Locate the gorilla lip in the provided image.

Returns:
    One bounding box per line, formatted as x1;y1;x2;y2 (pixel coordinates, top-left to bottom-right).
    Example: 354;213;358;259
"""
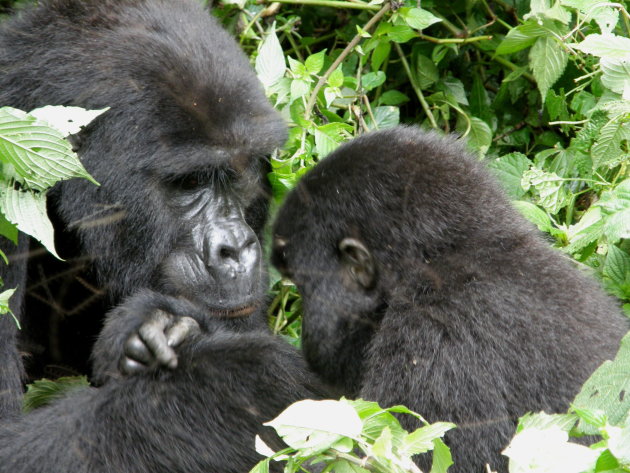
210;304;258;318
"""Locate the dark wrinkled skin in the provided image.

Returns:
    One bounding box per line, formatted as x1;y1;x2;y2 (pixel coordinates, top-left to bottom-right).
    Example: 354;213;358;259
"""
0;0;286;416
271;127;628;473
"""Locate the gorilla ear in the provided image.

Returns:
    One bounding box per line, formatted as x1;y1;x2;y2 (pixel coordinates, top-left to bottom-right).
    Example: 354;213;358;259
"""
339;237;376;290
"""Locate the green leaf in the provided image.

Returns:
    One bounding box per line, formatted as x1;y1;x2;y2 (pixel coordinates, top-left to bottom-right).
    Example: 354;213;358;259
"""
362;71;386;92
603;245;630;296
305;50;326;75
402;422;456;456
487;152;530;199
573;331;630;435
0;107;98;191
571;34;630;60
529;36;569;102
513;201;554;233
328;460;370;473
327;68;344;88
430;439;453;473
464;117;492;157
600;58;630;99
30;105;108;137
290;79;311;103
0;210;18;244
608;417;630;465
378;90;409;106
255;26;286;88
371;41;391;72
0;182;60;259
495;25;539;55
442;77;468;105
264;399;362;456
415;54;439;89
372;426;393;458
592;121;630;169
521;167;571;214
597;179;630;243
314;123;353;157
23;376;89;412
387;25;417;43
399;7;441;31
365;106;400;130
288;56;308;77
564;205;604;254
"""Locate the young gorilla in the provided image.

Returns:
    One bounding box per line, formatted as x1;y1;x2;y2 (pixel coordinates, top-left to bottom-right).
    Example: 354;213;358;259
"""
271;127;628;473
0;0;286;416
0;290;327;473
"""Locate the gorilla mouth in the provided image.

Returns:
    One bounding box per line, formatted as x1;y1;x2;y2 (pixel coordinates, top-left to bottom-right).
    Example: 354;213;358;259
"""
208;304;258;318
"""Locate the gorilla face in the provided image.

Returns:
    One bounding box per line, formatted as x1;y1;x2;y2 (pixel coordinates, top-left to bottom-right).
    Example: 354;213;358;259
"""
160;167;267;316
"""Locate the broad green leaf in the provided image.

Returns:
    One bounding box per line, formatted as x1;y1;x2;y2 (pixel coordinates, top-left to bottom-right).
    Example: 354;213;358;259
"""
371;426;393;458
248;459;270;473
0;107;98;191
600;58;630;98
564;205;603;254
442;77;468;105
264;399;362;453
327;68;344;88
464;117;492;157
30;105;108;137
305;50;326;75
430;438;453;473
288;57;308;77
23;376;89;412
290;79;310;103
608;417;630;465
0;210;18;244
402;422;455;456
488;152;530;199
362;71;386;92
399;7;441;31
503;423;598;473
603;245;630;292
378;90;409;106
516;411;578;433
573;331;630;435
571;34;630;60
314;123;353;157
521;167;570;214
365;106;399;130
328;460;370;473
371;41;390;72
415;54;439;89
561;0;618;33
255;26;286;89
529;36;569;101
387;25;417;43
513;201;554;234
0;182;59;258
495;25;539;55
571;405;607;429
597;179;630;243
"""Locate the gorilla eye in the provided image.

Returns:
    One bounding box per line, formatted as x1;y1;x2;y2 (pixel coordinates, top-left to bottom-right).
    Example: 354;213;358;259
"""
169;174;205;192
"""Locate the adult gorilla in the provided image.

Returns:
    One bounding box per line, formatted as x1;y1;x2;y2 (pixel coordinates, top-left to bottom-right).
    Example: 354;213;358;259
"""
0;290;327;473
0;0;286;417
271;127;628;472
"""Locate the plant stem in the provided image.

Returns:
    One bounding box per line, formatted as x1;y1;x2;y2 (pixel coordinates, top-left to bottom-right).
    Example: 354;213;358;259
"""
269;0;380;10
304;2;391;119
418;34;493;44
393;42;438;129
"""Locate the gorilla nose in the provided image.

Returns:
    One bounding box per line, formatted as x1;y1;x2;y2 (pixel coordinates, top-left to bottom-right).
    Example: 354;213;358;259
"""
204;222;260;276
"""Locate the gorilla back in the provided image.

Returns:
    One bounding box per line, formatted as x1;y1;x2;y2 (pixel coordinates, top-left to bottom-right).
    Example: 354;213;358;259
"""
0;0;287;415
272;127;628;472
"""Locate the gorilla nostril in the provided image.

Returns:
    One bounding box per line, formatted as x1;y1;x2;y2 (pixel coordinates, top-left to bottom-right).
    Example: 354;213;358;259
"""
219;246;237;261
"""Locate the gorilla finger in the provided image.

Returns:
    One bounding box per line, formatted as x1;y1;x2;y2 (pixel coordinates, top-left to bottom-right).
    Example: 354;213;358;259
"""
165;316;200;348
119;357;150;376
138;311;178;368
124;334;154;365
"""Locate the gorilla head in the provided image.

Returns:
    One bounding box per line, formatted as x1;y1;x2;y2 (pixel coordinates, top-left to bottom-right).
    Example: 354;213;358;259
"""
1;0;286;320
0;0;286;412
271;127;626;471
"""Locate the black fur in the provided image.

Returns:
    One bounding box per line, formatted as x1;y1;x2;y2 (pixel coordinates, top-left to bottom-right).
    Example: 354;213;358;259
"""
272;127;628;472
0;290;326;473
0;0;287;414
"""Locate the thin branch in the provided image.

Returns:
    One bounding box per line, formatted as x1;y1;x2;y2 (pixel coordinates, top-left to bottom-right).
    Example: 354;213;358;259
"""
393;42;438;129
269;0;381;10
304;2;391;119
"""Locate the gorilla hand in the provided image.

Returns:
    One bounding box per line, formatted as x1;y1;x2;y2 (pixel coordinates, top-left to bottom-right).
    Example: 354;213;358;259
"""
121;311;200;375
92;289;208;384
